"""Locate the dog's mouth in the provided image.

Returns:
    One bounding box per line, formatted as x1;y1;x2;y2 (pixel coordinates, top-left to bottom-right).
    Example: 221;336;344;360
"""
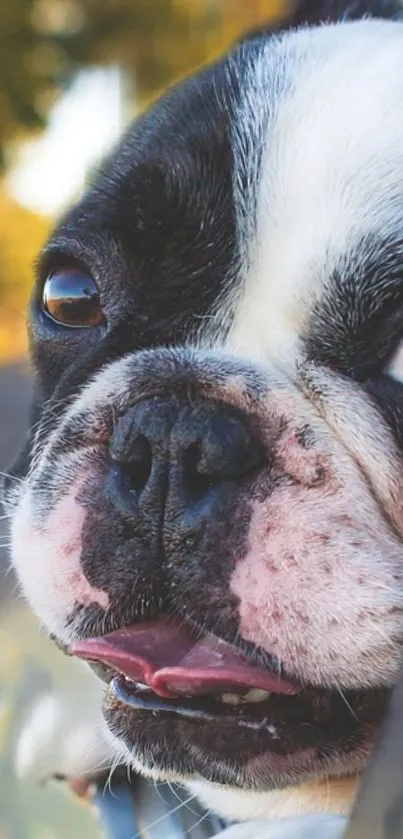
71;616;301;698
70;617;388;736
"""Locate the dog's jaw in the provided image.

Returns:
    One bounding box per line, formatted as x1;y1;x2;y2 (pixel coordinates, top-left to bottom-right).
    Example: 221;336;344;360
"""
188;775;359;822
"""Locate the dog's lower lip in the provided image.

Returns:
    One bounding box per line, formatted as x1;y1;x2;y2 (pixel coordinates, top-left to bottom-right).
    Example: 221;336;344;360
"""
110;675;280;731
108;674;390;741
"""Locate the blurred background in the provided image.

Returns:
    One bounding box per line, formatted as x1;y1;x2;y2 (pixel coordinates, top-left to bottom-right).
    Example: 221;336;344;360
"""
0;2;284;837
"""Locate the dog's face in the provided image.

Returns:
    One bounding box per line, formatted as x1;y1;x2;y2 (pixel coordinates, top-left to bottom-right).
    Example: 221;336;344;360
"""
6;0;403;822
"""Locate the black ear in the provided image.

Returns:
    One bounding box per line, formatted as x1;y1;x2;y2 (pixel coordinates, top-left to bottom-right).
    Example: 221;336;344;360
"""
241;0;402;40
287;0;402;24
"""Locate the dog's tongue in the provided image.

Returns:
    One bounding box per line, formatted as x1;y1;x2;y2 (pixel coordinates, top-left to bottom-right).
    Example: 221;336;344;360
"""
71;618;301;699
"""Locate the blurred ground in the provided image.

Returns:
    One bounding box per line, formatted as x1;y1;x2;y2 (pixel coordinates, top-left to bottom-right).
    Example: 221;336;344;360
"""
0;364;100;838
0;363;31;600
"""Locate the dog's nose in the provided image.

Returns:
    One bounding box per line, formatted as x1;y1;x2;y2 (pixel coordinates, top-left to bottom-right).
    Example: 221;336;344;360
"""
108;398;265;513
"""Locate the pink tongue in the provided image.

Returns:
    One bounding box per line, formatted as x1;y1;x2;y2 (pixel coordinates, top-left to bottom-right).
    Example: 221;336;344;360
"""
71;618;301;699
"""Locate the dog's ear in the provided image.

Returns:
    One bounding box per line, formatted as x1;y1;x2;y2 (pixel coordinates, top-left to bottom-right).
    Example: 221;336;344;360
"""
242;0;402;40
287;0;403;24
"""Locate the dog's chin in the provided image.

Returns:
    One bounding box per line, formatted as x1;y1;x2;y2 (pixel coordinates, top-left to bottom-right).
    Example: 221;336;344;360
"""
98;668;387;792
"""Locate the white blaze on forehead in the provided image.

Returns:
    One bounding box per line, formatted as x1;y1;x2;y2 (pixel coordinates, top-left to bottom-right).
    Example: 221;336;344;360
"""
226;20;403;371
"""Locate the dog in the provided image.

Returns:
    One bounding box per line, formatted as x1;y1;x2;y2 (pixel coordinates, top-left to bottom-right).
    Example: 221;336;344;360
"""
4;0;403;834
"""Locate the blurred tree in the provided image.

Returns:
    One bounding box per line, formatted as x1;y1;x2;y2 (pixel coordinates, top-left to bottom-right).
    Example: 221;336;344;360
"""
0;0;284;166
0;188;49;359
0;0;285;362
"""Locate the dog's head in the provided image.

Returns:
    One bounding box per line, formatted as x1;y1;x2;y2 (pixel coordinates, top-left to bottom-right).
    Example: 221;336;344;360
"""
5;0;403;822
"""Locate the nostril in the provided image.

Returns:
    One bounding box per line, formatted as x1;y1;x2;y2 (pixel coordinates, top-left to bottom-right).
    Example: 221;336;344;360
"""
108;401;267;513
183;417;266;499
184;442;217;499
112;434;153;493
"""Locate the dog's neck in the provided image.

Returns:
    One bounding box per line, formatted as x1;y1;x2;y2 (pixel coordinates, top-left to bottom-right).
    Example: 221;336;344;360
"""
187;774;359;823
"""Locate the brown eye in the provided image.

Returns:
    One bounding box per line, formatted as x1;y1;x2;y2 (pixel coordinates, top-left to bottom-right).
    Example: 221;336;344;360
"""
42;269;104;327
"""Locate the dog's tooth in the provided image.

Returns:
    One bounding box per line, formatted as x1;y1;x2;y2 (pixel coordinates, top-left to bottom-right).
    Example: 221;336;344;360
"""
122;676;148;691
219;689;271;705
220;693;244;705
243;688;271;703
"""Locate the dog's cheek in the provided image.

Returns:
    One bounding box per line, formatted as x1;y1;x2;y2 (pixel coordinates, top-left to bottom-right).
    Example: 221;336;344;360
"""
230;478;403;689
11;478;109;643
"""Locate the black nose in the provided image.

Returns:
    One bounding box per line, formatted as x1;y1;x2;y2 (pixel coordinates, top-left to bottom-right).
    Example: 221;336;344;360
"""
108;398;265;513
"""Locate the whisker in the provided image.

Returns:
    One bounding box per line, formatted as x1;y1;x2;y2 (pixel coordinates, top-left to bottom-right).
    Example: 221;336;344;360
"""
1;578;21;602
132;792;198;838
3;563;18;581
337;687;358;722
366;619;400;653
102;750;123;798
167;780;186;805
153;778;172;808
184;804;213;836
157;780;202;817
0;470;23;483
78;751;115;777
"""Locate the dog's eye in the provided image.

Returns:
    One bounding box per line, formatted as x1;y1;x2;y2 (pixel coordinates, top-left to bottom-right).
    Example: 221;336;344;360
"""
42;270;104;328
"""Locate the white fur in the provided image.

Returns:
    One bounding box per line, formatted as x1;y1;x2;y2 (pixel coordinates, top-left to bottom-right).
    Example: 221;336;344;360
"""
188;775;357;823
227;21;403;372
12;480;109;644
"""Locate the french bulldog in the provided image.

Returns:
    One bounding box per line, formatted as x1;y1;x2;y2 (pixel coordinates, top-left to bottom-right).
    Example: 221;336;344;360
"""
4;0;403;834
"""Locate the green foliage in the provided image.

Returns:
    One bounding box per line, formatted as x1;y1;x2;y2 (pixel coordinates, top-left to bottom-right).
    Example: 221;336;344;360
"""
0;189;49;360
0;0;284;166
0;1;51;160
